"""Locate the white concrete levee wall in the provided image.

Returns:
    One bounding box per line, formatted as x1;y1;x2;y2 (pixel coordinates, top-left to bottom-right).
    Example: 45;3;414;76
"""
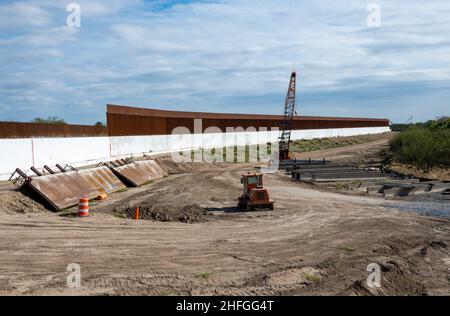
290;126;389;140
0;126;390;180
32;137;111;168
0;139;34;179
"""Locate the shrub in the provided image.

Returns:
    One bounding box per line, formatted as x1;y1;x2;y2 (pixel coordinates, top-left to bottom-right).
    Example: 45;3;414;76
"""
390;126;450;171
32;116;66;124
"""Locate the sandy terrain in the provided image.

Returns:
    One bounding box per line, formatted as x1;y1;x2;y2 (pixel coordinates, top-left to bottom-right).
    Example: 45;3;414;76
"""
0;134;449;296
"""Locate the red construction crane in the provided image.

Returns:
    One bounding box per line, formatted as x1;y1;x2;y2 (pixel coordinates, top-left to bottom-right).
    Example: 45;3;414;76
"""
278;71;297;161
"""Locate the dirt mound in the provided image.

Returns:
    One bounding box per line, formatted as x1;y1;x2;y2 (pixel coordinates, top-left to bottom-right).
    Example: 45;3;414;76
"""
0;191;47;214
263;267;323;286
154;156;225;174
118;204;207;223
387;162;450;181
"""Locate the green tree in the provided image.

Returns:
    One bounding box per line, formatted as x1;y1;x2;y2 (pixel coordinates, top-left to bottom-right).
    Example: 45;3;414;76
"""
32;116;66;124
390;126;450;171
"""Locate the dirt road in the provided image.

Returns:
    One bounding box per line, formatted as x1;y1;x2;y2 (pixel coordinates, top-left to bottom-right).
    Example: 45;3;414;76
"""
1;172;449;295
293;133;395;166
0;135;449;296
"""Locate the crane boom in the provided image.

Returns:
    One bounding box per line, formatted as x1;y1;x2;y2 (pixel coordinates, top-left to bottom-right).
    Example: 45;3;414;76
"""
278;71;297;161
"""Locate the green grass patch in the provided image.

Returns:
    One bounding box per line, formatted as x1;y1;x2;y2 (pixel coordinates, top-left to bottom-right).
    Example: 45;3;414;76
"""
304;273;321;282
334;182;347;190
342;246;355;253
58;210;78;218
196;272;211;280
113;211;128;219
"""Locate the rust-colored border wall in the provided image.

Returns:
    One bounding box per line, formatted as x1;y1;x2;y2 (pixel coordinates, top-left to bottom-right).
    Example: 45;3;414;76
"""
106;104;390;136
0;122;108;139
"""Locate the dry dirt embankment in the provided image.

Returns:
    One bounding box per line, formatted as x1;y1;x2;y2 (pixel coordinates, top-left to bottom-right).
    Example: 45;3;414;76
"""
291;133;395;166
291;133;394;154
0;189;47;214
387;162;450;182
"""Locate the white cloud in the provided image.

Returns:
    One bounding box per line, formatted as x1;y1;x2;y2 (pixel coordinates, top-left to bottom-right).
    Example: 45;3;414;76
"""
0;1;51;29
0;0;449;123
27;0;144;17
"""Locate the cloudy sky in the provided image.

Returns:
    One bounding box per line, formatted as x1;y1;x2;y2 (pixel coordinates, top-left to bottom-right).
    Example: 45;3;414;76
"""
1;0;449;124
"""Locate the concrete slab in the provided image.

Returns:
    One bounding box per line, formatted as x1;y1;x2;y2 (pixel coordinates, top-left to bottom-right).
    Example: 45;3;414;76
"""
24;166;126;211
366;186;383;194
408;184;433;195
314;176;388;183
396;186;416;197
383;188;399;198
78;167;127;194
111;160;166;187
428;183;449;193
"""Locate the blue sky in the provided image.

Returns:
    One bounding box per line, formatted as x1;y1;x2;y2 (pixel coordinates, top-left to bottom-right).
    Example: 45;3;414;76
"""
0;0;449;124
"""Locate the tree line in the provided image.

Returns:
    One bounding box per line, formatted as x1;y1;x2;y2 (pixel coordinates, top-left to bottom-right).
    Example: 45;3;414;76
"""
390;117;450;171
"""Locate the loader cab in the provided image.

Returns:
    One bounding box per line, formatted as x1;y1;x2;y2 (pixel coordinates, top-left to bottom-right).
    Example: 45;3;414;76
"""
241;173;263;194
238;173;274;211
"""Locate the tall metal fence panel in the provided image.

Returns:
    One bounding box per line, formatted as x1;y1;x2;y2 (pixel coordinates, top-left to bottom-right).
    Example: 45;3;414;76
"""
0;122;108;139
106;104;390;136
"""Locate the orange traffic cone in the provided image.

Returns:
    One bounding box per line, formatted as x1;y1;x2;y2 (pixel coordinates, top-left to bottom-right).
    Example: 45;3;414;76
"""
78;197;89;217
135;207;139;221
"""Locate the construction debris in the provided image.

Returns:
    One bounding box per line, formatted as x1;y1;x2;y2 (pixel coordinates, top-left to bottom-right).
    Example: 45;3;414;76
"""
290;163;450;199
364;181;450;198
279;158;328;171
291;165;386;182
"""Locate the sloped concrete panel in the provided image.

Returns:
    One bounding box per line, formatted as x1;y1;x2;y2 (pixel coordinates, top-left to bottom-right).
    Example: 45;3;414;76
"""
111;160;166;187
25;166;126;211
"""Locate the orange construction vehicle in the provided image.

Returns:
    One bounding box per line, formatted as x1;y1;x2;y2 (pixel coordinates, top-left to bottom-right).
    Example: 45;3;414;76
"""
238;173;274;211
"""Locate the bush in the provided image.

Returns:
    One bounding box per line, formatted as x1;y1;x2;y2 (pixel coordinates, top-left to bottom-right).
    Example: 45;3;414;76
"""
390;126;450;171
31;116;66;124
390;117;450;132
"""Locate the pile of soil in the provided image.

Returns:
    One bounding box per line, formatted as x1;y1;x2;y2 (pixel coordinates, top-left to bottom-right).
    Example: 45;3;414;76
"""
154;156;225;174
0;191;47;214
118;204;207;223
